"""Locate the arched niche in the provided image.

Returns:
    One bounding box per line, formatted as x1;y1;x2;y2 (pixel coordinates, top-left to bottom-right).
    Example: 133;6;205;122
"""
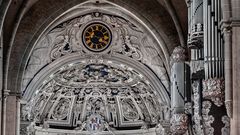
19;1;172;134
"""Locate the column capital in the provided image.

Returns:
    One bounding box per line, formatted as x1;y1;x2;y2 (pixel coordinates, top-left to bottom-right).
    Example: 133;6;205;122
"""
9;92;22;99
3;89;10;98
185;0;192;7
170;46;187;64
220;20;232;33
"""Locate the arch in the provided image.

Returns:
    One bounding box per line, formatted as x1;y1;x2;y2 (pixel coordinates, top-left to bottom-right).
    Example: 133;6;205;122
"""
4;0;180;95
23;53;170;104
16;1;175;133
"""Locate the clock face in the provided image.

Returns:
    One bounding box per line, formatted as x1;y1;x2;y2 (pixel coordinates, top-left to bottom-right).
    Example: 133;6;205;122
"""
82;23;112;52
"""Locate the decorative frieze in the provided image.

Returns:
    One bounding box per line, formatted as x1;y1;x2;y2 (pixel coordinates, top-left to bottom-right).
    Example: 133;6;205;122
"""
170;113;188;135
202;78;225;107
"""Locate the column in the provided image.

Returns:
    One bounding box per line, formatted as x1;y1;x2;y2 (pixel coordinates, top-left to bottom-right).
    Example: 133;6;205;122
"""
231;22;240;135
5;92;20;135
220;0;232;117
170;46;189;135
230;0;240;135
2;89;10;135
0;33;3;135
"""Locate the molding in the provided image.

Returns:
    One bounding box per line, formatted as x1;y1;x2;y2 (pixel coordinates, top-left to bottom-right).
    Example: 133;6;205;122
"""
3;89;10;98
231;19;240;27
23;54;170;105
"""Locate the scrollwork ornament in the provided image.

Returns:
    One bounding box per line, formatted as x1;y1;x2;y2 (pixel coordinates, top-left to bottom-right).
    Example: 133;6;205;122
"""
170;113;188;135
202;78;225;107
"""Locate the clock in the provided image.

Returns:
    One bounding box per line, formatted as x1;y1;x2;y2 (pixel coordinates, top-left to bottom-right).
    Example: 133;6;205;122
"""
82;23;112;52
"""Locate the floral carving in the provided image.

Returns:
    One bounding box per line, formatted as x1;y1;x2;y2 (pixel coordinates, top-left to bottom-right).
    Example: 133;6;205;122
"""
202;101;214;135
170;113;188;134
202;78;225;107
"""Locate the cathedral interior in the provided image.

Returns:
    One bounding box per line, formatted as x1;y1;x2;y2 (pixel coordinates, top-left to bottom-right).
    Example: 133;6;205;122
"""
0;0;239;135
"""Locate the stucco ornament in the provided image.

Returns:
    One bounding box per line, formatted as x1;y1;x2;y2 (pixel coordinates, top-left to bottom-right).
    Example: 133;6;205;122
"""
22;11;169;97
170;113;188;134
202;78;225;107
22;60;169;131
